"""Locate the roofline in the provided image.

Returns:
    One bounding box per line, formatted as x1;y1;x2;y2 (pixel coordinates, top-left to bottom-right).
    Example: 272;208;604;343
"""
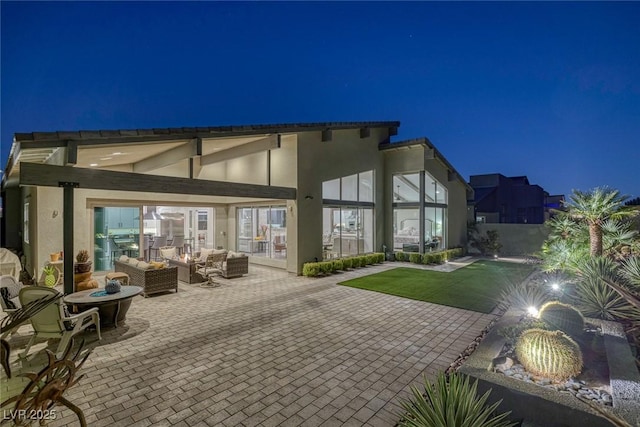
379;137;472;191
13;121;400;144
4;120;400;183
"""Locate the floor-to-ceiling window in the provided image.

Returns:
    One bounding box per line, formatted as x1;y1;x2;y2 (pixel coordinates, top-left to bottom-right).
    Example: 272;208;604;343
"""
237;205;287;259
392;171;448;253
322;171;374;259
94;207;140;271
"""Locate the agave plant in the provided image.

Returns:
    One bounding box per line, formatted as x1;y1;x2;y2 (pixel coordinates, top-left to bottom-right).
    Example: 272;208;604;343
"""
397;372;515;427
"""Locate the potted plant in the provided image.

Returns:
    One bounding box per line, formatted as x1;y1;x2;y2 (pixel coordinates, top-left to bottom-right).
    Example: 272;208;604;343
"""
74;249;92;274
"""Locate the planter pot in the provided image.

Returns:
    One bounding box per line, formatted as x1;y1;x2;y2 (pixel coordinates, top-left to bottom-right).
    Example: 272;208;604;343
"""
74;261;92;274
50;252;60;262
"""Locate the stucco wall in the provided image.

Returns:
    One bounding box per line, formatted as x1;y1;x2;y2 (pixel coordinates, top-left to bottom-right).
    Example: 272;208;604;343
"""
295;128;389;272
2;185;22;249
474;223;550;256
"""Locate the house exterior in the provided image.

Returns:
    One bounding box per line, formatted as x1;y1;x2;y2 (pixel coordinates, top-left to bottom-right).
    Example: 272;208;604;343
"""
1;121;471;283
469;173;563;224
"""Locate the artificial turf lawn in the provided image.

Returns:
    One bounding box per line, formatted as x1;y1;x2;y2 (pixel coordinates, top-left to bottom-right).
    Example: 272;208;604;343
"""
338;260;534;314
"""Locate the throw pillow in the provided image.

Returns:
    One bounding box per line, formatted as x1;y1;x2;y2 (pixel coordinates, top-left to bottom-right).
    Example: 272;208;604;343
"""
198;248;214;263
137;261;151;270
128;258;139;267
119;255;129;262
160;247;176;260
149;261;165;269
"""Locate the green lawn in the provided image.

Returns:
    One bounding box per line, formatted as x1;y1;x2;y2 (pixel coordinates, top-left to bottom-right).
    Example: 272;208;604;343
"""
338;260;534;313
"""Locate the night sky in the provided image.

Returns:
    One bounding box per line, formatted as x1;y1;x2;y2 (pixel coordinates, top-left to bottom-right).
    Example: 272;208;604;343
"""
2;2;639;199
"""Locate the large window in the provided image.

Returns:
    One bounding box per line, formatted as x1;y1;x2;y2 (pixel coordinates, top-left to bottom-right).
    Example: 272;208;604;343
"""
237;206;287;259
393;171;448;253
322;207;373;259
322;170;375;259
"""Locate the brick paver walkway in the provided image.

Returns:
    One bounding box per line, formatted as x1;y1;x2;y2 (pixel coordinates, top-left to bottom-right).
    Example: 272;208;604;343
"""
4;262;496;426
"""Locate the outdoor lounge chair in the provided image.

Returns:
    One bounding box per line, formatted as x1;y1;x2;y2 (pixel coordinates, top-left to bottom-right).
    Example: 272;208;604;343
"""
18;286;101;358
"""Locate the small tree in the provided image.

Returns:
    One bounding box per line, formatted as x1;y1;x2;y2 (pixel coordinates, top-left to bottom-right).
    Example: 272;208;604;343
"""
470;227;502;257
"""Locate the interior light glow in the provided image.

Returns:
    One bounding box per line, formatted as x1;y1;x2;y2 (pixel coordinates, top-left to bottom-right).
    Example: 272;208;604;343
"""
89;163;98;167
99;157;113;160
112;152;122;155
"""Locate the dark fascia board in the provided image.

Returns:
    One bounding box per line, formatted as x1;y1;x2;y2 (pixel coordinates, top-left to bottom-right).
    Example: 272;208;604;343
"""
14;121;400;144
379;137;473;191
20;163;296;200
6;120;400;179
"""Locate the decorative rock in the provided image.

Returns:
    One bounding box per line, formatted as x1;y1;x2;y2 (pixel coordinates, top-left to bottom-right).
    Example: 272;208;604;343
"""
493;356;514;372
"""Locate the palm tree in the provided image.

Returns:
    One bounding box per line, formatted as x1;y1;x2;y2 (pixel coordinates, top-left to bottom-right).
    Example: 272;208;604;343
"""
564;187;636;256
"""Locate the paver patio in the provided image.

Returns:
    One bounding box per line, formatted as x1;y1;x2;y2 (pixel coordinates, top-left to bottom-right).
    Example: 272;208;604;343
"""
4;261;497;426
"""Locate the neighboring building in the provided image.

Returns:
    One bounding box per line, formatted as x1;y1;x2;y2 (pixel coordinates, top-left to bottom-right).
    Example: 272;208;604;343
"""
1;121;471;280
469;173;563;224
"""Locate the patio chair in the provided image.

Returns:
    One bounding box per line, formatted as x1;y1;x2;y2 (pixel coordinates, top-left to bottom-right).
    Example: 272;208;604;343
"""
109;237;128;263
273;235;286;253
149;236;167;261
1;276;24;337
170;236;185;255
18;286;101;359
196;252;226;287
143;235;151;261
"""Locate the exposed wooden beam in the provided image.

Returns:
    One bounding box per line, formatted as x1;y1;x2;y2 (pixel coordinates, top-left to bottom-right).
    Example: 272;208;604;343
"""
66;141;78;165
200;134;280;166
20;163;296;200
133;139;201;173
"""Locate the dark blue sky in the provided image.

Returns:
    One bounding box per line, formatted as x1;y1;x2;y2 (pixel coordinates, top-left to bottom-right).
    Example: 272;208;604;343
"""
2;1;639;198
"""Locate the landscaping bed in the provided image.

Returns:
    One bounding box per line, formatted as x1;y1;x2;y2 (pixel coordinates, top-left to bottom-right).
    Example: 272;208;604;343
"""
458;309;640;427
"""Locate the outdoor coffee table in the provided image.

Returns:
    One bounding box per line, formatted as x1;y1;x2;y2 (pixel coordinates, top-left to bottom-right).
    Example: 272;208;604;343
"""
64;285;143;328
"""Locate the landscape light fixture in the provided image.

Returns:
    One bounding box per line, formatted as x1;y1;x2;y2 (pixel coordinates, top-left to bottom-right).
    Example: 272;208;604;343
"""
551;283;560;291
527;306;539;317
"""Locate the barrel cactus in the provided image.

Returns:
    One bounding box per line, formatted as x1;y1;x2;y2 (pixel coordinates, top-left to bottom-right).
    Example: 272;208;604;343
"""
105;279;122;294
538;301;585;338
515;329;583;381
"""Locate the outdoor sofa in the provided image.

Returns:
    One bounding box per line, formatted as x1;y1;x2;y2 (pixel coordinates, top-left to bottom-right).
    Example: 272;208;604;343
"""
194;249;249;279
114;258;178;297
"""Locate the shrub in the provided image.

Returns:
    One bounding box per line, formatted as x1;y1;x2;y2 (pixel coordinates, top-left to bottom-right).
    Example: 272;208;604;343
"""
332;259;344;271
397;372;515;427
376;252;385;263
573;274;640;321
515;329;583;381
319;261;333;275
358;256;368;267
395;252;407;262
342;258;353;269
302;263;320;277
366;254;377;265
538;301;585;338
409;253;423;264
